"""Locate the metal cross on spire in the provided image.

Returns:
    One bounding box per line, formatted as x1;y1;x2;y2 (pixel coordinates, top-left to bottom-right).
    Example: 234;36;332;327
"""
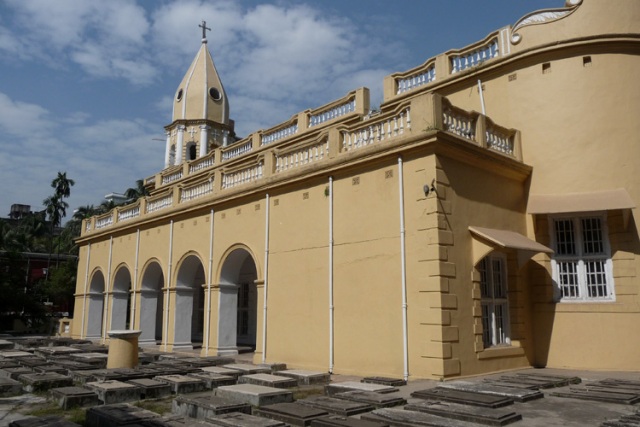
199;20;211;43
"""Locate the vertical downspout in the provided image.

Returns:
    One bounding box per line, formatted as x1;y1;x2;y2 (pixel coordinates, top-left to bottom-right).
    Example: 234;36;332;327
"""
262;194;270;364
130;229;140;330
102;237;113;343
164;221;174;352
398;157;409;381
205;209;214;356
328;176;335;374
80;243;91;338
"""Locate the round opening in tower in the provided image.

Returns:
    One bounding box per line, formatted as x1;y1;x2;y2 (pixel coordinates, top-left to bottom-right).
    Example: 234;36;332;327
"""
176;88;184;101
209;87;222;101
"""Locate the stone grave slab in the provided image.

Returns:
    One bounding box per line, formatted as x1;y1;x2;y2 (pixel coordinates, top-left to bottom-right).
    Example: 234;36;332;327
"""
0;360;20;369
277;370;330;386
205;412;287;427
0;377;23;396
215;384;293;407
70;369;103;384
53;359;95;373
201;366;242;379
482;380;539;390
0;350;34;358
50;386;100;409
221;364;271;375
70;343;109;353
515;372;581;385
589;379;640;393
69;352;108;368
187;372;237;389
410;388;514;408
86;380;142;404
550;387;640;405
494;375;570;389
142;415;220;426
257;362;287;373
310;416;389;427
1;367;33;380
363;408;480;427
438;381;543;402
404;400;522;426
181;356;235;367
172;393;252;419
94;368;150;382
361;377;406;387
0;339;14;349
34;365;69;375
8;415;82;426
155;374;208;394
238;373;297;388
127;378;172;399
137;353;156;365
16;357;49;368
34;346;82;358
18;372;73;392
325;382;398;396
253;402;328;426
333;391;406;408
85;403;160;427
298;395;374;416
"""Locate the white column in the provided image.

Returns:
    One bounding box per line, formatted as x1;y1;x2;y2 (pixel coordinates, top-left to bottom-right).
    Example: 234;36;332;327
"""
176;125;185;164
222;130;229;147
164;131;172;168
199;125;210;158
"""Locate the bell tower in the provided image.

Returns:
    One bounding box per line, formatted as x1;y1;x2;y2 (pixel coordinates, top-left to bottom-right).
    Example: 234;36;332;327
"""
163;21;235;168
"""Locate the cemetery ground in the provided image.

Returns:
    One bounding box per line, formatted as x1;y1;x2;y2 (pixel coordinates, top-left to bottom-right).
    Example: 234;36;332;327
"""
0;337;638;426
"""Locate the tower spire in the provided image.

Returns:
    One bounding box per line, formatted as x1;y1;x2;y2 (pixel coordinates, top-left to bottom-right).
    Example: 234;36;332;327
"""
199;20;211;44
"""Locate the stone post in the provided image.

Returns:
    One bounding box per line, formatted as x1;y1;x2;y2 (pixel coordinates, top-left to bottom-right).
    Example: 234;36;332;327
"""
107;330;141;368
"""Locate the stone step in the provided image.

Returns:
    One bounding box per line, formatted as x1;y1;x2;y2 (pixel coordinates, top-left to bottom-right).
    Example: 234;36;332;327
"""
332;391;406;409
437;381;544;402
172;393;252;419
297;395;374;416
325;382;398;396
238;373;298;388
215;384;293;407
362;408;482;427
404;400;522;426
253;402;328;426
206;412;287;426
278;370;330;386
410;388;514;408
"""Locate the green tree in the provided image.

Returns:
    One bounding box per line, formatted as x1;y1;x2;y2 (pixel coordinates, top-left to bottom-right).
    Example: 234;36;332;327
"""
51;172;75;199
124;179;149;202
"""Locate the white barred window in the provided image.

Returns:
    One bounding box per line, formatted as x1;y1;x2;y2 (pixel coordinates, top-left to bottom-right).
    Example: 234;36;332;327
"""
550;214;614;301
479;254;510;348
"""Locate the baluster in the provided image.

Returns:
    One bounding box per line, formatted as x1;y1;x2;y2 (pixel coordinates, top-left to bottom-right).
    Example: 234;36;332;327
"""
399;113;405;134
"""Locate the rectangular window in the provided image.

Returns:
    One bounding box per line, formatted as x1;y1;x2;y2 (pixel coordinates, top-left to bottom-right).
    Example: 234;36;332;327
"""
479;254;510;348
550;214;614;301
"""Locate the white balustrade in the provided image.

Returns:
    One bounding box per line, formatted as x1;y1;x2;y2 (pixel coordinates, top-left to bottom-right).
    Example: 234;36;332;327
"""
189;156;215;173
95;215;113;230
309;100;356;127
261;124;298;145
221;140;253;161
342;107;411;152
450;39;499;74
397;66;436;94
118;206;140;222
443;107;475;140
146;195;173;213
85;222;92;233
276;141;329;173
144;176;155;185
222;162;263;189
161;170;183;185
486;127;514;156
181;180;214;203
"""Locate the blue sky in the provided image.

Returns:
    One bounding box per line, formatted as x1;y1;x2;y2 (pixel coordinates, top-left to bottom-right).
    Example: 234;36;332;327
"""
0;0;562;219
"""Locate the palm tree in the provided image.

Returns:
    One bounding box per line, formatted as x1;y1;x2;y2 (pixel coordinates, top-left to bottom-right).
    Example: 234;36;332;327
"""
124;179;149;202
72;205;98;222
51;172;75;199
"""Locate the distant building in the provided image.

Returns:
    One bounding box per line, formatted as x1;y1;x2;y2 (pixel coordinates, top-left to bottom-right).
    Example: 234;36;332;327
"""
71;1;639;379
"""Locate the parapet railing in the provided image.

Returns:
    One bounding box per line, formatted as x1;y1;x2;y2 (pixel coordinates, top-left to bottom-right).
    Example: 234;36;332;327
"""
82;93;520;235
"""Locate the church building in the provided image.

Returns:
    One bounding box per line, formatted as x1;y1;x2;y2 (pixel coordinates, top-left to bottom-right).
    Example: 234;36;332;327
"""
70;0;639;380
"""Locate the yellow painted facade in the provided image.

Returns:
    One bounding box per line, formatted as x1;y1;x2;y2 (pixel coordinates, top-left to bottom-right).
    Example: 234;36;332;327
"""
71;0;639;379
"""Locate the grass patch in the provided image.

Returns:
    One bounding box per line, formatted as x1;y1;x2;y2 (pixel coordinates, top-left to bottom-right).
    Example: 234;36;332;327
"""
133;398;173;415
292;385;324;400
25;403;86;425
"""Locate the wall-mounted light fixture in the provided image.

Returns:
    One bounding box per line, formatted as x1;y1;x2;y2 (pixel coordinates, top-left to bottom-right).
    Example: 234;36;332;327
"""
423;179;436;196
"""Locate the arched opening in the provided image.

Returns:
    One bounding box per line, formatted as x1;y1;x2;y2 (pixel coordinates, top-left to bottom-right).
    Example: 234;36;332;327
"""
86;270;105;339
174;254;205;349
139;261;164;345
111;267;132;331
218;247;258;353
169;144;176;166
187;142;197;161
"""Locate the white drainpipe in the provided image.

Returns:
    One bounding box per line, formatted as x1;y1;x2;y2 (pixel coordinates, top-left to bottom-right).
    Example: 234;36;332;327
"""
80;243;91;339
398;156;409;381
102;237;113;343
328;176;335;373
130;229;140;330
262;194;270;364
164;220;174;351
205;209;214;356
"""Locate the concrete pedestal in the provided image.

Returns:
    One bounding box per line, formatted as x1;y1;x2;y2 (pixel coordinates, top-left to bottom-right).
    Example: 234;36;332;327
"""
106;330;141;369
